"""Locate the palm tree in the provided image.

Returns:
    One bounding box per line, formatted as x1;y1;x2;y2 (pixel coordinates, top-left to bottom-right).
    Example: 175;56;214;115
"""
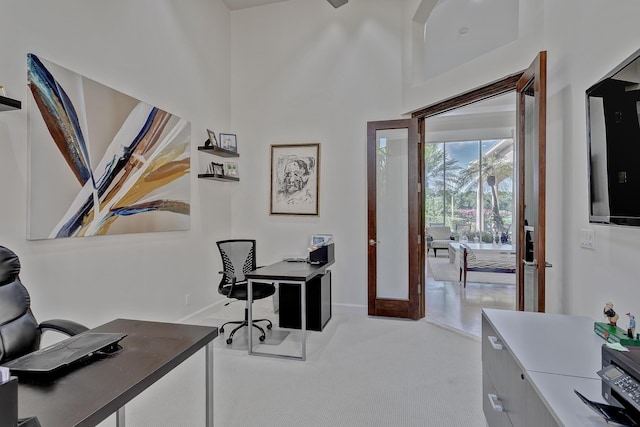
424;144;460;225
456;151;513;234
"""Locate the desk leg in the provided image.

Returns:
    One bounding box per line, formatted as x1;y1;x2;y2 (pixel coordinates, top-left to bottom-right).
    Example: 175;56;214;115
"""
116;407;125;427
247;279;254;355
247;279;306;361
301;279;306;361
206;342;214;427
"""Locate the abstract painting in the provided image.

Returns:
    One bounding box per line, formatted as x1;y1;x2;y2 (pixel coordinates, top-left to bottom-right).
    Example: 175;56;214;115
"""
27;53;191;239
270;143;320;215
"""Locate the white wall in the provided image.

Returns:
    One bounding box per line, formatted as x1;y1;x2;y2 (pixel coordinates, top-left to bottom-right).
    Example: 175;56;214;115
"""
229;0;640;320
0;0;233;327
543;0;640;319
229;0;403;307
4;0;639;325
399;0;640;318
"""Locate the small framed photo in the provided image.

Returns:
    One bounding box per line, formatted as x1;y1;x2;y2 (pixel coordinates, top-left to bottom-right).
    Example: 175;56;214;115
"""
224;162;239;177
211;162;224;175
219;133;237;152
205;129;218;147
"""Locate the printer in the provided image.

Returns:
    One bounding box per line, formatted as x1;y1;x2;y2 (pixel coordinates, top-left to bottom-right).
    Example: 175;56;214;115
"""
599;344;640;422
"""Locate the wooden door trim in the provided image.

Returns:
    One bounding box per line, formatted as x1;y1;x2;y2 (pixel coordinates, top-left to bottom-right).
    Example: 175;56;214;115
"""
418;119;426;319
516;51;547;312
410;71;524;119
367;119;420;319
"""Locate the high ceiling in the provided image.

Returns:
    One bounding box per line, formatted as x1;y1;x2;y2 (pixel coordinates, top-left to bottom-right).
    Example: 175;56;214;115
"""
222;0;290;10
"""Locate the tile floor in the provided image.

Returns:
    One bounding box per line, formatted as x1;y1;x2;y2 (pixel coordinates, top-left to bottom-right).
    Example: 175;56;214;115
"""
424;253;515;336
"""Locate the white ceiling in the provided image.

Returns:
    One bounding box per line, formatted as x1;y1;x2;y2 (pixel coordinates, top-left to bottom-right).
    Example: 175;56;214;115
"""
222;0;290;10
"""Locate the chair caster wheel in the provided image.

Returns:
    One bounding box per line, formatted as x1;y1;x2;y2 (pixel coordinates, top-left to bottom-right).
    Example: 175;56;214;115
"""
226;338;233;344
220;327;225;333
259;335;266;342
267;324;273;330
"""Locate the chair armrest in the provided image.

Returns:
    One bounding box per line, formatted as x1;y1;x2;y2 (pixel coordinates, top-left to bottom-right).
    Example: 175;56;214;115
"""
219;270;238;294
39;319;89;336
219;270;237;280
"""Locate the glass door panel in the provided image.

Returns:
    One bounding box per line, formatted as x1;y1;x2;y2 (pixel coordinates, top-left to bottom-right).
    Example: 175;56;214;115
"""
522;86;539;311
367;119;420;319
376;129;408;300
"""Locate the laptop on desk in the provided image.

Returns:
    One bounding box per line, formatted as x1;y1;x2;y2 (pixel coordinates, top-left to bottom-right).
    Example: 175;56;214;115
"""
3;332;127;375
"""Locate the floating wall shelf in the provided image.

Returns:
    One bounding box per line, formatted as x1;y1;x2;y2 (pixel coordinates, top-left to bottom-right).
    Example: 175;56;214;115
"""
197;145;239;158
197;173;240;182
0;95;21;112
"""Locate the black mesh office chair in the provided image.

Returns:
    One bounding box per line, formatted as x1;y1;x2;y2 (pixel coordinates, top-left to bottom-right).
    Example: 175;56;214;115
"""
0;245;89;364
216;239;276;345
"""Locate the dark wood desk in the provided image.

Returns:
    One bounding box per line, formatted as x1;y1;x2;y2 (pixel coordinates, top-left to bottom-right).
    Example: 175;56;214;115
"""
17;319;218;427
245;260;333;361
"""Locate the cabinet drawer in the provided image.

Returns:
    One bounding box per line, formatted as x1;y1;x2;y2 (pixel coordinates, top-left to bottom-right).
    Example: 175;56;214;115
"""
482;315;519;391
522;376;559;427
483;368;513;427
482;315;529;425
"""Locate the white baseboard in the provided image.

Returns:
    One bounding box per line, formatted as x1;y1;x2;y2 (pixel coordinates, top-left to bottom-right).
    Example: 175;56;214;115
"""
177;300;226;324
177;301;367;324
332;303;367;316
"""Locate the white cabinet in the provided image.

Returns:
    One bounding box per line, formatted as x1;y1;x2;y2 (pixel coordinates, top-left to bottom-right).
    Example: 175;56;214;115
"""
482;309;608;427
482;314;557;426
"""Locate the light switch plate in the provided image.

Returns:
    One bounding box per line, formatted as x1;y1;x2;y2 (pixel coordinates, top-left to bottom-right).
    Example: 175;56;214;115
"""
580;229;595;250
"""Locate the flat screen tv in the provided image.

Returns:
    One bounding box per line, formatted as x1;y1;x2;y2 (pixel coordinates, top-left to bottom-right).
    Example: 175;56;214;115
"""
587;48;640;226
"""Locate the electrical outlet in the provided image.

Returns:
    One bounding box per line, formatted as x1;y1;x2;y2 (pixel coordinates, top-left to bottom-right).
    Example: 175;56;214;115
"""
580;229;595;250
185;293;191;306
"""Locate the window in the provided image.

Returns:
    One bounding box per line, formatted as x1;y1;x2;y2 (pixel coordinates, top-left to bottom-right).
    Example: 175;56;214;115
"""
425;139;514;242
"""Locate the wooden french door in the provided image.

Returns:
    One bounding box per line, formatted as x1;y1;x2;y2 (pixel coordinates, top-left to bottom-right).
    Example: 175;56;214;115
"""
516;51;548;312
367;119;423;319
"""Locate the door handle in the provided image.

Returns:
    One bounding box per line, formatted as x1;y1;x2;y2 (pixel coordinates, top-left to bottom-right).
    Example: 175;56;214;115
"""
369;239;379;246
522;259;553;268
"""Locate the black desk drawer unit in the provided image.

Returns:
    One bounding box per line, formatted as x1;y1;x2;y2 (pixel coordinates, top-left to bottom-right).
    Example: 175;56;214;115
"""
278;271;331;331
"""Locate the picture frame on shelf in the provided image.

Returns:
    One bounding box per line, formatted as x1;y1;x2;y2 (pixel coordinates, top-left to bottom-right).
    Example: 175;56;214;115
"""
205;129;218;147
224;162;239;178
212;162;224;176
270;143;320;216
219;133;237;152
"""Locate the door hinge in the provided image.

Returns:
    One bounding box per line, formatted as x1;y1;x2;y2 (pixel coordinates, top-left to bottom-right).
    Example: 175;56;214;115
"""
418;184;422;193
418;235;422;244
418;283;422;294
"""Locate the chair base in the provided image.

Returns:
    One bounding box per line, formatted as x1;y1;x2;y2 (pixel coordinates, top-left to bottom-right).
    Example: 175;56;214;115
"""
220;308;273;344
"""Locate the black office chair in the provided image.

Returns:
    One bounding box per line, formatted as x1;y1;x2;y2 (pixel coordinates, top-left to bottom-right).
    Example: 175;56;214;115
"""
0;245;89;364
216;239;276;345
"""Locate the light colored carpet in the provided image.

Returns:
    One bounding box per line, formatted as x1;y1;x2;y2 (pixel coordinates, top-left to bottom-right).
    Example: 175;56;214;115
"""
109;305;485;427
428;255;515;285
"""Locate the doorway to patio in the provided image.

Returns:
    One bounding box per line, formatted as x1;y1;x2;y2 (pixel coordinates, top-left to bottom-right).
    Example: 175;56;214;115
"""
422;92;517;336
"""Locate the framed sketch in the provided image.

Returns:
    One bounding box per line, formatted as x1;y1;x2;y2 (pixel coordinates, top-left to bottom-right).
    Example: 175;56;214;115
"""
270;143;320;215
219;133;237;152
205;129;218;147
224;162;239;177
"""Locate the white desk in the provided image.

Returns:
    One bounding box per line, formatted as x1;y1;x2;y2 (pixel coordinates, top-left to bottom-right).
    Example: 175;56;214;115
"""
245;260;333;361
